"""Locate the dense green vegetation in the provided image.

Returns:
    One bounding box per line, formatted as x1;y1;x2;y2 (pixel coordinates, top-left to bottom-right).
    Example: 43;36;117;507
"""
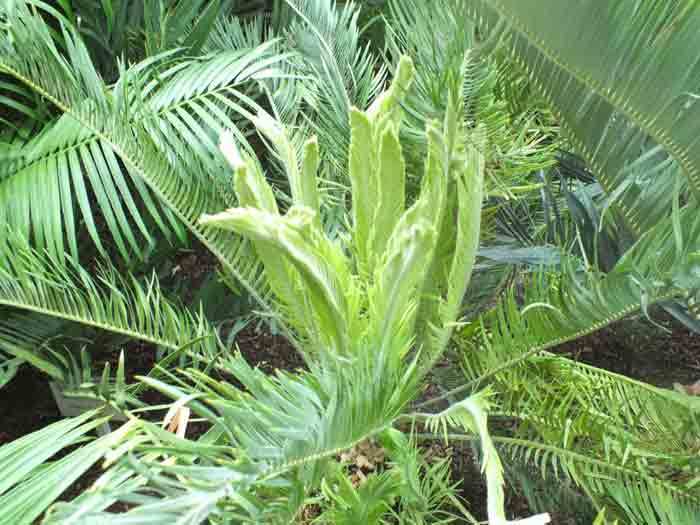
1;1;700;523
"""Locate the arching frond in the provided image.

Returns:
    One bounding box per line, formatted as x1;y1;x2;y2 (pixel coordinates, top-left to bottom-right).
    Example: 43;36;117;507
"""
430;202;700;523
0;118;173;262
0;234;220;362
0;3;291;264
456;197;700;394
500;435;700;524
0;1;288;330
481;352;700;521
465;0;700;237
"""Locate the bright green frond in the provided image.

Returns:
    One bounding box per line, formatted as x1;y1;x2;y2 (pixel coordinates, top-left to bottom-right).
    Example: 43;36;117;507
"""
0;413;135;525
0;2;290;329
0;234;220;360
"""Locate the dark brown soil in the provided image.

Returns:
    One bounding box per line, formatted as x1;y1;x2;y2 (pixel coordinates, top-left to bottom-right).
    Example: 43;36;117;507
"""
554;310;700;389
0;366;62;445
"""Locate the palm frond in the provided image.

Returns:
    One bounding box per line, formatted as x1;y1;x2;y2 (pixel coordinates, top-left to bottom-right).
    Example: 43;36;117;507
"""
43;347;422;524
439;201;700;523
0;234;220;363
0;1;291;331
0;412;135;525
417;197;700;416
0;4;291;263
465;0;700;237
0;117;173;262
280;0;388;182
500;434;700;524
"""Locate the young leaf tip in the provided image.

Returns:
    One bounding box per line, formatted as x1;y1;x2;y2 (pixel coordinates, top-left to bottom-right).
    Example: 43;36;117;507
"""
253;111;284;142
219;131;244;170
395;55;415;91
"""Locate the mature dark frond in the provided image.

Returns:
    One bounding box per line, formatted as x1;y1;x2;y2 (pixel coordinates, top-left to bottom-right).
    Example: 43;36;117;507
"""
465;0;700;238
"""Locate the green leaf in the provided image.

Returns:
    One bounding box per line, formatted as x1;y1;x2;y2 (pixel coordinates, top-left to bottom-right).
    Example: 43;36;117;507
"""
200;206;348;354
348;108;378;274
0;416;135;525
371;126;405;261
0;234;220;362
467;0;700;236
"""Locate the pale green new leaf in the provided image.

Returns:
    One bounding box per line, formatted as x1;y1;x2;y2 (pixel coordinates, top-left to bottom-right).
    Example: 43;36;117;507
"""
348;108;378;274
371;126;405;259
200;206;348;354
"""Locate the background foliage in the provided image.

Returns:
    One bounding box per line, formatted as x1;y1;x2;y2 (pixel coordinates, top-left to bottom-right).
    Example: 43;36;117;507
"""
1;0;700;524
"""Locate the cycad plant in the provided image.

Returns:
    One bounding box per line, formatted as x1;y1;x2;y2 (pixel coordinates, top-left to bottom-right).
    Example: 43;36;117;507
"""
1;0;700;524
43;56;549;525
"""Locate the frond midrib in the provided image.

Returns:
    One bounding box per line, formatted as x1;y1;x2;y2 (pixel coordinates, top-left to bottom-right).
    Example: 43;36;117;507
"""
482;0;700;201
419;289;679;410
2;82;250;185
495;435;700;506
0;297;178;351
0;135;99;183
261;422;391;481
0;61;294;346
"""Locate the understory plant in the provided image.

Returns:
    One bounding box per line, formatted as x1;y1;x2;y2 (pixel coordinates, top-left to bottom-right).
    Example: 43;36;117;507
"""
43;56;550;525
1;1;700;524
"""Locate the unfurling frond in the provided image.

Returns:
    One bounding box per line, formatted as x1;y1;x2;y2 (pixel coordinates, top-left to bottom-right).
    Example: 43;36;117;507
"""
191;54;551;525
